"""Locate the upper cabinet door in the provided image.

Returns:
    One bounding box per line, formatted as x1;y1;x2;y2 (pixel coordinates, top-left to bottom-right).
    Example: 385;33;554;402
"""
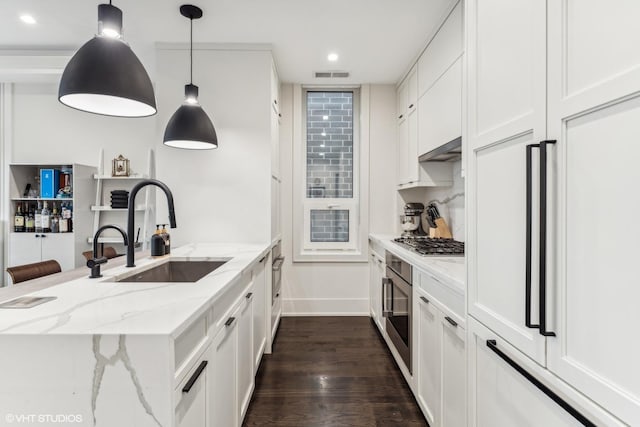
546;2;640;425
466;0;548;365
466;0;546;151
397;81;408;122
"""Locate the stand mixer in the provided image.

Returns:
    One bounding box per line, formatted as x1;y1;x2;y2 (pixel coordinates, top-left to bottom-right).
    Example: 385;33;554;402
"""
400;203;426;236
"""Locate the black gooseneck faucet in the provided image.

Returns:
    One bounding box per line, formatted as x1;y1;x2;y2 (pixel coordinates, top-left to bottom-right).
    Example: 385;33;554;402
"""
126;179;177;267
88;224;128;278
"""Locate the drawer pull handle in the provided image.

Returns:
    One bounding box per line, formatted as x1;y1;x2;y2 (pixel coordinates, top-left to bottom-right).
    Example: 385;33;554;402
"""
398;114;403;119
225;317;236;327
246;292;253;299
182;360;208;393
275;293;280;298
486;340;595;426
444;316;457;327
259;256;266;263
420;296;429;304
408;103;414;109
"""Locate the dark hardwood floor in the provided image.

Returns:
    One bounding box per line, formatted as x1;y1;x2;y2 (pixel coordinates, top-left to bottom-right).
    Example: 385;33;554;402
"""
243;316;428;427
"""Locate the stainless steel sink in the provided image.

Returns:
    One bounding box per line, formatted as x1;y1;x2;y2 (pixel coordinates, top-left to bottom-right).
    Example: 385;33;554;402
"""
115;260;227;283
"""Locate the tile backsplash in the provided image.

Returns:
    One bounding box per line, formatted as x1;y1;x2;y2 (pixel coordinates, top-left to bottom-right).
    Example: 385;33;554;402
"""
423;160;465;241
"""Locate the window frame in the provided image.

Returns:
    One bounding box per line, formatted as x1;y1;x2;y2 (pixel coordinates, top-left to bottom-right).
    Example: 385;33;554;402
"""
292;85;370;262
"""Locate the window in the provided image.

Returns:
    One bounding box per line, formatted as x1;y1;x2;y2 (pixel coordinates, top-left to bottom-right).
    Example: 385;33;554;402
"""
293;86;370;261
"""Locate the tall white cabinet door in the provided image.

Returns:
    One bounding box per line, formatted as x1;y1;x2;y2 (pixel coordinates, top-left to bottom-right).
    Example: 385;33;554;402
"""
397;117;409;185
237;293;254;422
466;0;547;364
441;319;465;427
546;2;640;424
468;319;584;427
252;260;267;372
416;295;441;426
210;315;238;427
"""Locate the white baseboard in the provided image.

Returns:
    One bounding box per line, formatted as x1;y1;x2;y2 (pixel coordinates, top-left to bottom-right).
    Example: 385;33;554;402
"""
282;298;369;316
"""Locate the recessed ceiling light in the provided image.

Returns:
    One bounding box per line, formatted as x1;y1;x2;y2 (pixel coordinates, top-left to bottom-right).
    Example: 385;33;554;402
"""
322;115;329;120
20;14;37;25
327;53;339;62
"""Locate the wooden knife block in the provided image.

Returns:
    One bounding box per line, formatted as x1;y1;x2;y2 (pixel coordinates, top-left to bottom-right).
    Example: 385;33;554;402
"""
429;218;453;239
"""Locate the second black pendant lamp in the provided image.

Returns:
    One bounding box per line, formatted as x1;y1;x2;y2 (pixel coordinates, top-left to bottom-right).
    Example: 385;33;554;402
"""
163;5;218;150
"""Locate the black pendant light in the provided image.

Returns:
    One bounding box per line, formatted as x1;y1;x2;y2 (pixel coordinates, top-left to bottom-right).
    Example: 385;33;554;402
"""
163;4;218;150
58;2;156;117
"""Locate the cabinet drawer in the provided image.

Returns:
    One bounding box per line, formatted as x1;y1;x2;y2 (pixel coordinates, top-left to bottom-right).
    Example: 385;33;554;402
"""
417;270;464;325
174;314;208;377
210;277;248;330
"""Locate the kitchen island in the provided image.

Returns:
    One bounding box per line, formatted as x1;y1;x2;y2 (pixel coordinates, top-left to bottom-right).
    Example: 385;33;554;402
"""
0;243;271;427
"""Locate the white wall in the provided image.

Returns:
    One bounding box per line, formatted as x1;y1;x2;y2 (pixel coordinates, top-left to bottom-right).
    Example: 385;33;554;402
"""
279;83;397;316
11;82;154;168
154;48;272;247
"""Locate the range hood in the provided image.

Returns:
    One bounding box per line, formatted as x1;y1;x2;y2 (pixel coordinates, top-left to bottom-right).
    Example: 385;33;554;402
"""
419;136;462;162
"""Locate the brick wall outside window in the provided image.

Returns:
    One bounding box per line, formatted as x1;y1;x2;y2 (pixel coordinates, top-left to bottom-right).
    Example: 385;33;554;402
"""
306;91;353;199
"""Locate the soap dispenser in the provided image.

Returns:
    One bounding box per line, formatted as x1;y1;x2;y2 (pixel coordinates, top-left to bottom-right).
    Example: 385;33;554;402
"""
161;224;171;255
151;225;165;257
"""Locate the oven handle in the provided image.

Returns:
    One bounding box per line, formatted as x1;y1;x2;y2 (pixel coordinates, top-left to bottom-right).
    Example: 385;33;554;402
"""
272;256;285;271
382;277;393;317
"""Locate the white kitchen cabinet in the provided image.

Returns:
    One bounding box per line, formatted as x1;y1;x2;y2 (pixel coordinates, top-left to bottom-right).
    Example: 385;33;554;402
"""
397;80;408;123
467;0;640;424
466;0;547;365
397;113;409;185
544;2;640;424
237;288;254;422
368;250;385;334
7;163;96;277
416;293;441;427
210;307;239;427
441;312;465;427
9;233;75;272
468;319;583;427
175;350;210;427
418;1;463;98
252;256;268;372
418;57;462;156
270;176;281;240
415;289;466;427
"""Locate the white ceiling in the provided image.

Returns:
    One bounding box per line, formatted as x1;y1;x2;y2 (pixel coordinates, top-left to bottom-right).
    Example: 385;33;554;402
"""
0;0;454;84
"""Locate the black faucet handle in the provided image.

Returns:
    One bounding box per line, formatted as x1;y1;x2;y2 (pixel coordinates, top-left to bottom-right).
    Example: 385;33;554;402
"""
87;256;108;268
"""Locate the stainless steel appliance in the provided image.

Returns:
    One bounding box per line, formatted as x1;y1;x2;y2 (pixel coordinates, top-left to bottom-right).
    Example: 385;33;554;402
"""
400;202;426;237
382;251;412;373
271;243;284;305
393;236;465;256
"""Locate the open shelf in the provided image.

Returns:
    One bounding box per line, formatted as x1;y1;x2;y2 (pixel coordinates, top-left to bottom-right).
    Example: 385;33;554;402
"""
90;205;146;212
11;197;74;202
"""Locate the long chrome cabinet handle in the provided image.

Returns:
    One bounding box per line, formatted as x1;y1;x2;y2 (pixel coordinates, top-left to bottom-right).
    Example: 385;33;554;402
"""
539;140;556;337
525;143;540;330
182;360;208;393
486;340;594;426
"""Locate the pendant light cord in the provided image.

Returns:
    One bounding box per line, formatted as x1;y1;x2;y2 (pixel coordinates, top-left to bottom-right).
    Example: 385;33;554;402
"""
190;16;193;84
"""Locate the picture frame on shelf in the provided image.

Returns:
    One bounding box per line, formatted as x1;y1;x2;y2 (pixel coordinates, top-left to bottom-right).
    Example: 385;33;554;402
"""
112;155;130;177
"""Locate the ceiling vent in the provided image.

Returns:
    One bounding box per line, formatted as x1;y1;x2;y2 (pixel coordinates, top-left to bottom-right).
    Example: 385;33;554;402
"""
314;71;350;78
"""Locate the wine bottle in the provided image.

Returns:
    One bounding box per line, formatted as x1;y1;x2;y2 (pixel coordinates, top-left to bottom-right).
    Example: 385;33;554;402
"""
41;201;51;233
59;204;68;233
34;202;43;233
14;203;25;232
25;205;35;233
50;204;60;233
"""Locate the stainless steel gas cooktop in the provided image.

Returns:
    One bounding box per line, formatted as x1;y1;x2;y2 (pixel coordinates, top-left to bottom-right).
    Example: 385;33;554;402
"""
393;236;465;256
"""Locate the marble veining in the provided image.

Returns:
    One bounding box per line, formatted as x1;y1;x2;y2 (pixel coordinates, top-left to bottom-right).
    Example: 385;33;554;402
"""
0;243;270;337
91;335;162;427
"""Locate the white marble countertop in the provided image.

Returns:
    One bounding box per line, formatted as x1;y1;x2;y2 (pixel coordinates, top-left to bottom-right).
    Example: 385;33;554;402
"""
0;243;270;337
369;234;466;293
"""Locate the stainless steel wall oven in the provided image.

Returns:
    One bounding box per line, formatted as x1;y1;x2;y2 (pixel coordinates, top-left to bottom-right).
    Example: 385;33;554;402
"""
383;251;412;374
